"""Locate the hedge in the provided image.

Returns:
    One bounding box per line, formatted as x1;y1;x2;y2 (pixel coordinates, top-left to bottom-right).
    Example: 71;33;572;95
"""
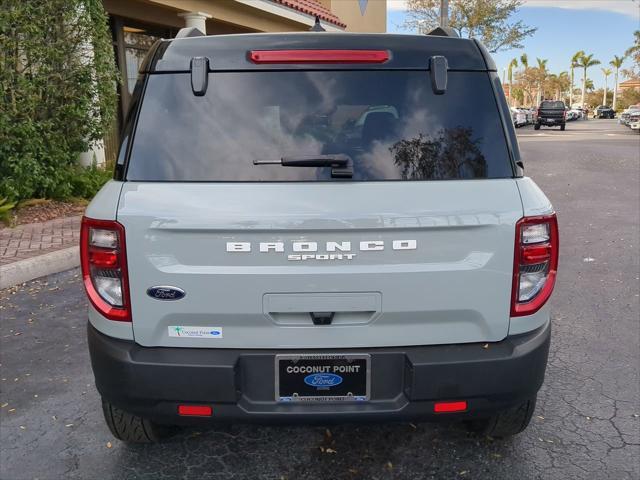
0;0;118;201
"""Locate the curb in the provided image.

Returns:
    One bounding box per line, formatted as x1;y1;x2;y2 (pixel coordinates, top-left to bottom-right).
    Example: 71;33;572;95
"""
0;246;80;290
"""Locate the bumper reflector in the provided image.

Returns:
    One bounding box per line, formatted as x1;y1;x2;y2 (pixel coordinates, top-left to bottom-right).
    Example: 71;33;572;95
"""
178;405;212;416
434;401;467;413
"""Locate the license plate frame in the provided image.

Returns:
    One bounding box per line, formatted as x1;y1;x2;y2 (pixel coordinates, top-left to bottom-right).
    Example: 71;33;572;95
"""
275;353;371;403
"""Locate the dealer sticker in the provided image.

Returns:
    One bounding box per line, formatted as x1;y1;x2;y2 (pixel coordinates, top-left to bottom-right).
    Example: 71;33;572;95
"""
168;326;223;338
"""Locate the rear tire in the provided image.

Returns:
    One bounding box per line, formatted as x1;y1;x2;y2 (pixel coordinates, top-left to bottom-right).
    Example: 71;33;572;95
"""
465;396;536;438
534;124;540;130
102;398;171;443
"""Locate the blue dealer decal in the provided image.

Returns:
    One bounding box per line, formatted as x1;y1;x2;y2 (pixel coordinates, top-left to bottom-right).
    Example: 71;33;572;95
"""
304;373;343;388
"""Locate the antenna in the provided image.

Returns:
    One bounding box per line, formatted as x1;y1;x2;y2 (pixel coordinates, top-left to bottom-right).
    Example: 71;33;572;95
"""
310;16;326;32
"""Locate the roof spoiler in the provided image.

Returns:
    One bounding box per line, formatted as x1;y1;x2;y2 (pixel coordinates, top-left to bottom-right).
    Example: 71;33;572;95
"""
427;26;459;38
176;26;205;39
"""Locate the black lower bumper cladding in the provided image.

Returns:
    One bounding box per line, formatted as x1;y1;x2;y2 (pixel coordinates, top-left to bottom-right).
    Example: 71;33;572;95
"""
88;322;550;425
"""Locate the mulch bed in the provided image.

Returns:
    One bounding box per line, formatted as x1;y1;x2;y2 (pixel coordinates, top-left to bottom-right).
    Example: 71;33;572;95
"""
1;200;86;229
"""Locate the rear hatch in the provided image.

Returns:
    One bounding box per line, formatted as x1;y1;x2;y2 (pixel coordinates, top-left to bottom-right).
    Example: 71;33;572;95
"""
117;35;523;349
539;101;565;120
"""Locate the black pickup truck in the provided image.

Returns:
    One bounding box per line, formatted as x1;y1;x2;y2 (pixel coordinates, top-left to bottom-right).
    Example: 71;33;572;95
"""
535;100;566;130
594;105;615;119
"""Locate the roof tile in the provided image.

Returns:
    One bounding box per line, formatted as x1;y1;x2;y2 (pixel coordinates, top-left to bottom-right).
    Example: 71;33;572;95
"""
273;0;347;28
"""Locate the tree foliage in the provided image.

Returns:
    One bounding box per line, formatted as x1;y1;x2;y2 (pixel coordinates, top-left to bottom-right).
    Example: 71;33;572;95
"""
0;0;118;201
404;0;536;52
622;30;640;78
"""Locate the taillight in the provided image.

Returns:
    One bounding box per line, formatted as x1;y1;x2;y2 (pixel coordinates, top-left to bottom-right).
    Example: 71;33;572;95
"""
248;49;389;64
80;217;131;322
511;214;559;317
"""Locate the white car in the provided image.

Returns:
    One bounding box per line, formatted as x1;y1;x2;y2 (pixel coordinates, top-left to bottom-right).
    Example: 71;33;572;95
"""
629;112;640;132
511;107;527;127
82;30;558;443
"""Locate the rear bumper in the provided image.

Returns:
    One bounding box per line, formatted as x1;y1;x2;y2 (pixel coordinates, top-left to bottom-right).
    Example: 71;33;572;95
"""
88;322;550;425
538;118;564;125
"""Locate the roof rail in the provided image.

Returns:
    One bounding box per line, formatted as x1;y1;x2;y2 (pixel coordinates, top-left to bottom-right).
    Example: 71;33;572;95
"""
427;26;459;38
175;26;205;39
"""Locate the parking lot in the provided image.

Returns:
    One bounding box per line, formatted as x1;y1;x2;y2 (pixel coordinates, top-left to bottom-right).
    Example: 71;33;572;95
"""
1;119;638;480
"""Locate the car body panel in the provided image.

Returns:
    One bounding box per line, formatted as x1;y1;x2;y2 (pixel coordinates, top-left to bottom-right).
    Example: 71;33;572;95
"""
115;180;524;349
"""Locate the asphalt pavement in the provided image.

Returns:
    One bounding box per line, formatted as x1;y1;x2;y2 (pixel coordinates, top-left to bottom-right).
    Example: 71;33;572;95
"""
1;119;638;480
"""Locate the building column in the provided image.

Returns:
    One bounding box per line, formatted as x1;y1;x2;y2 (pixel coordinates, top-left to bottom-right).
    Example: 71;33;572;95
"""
178;11;212;35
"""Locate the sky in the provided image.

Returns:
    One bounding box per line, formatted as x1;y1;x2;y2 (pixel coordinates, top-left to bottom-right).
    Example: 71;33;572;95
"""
386;0;639;91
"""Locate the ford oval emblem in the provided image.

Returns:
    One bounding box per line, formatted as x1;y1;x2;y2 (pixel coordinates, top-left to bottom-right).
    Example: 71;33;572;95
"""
304;373;343;388
146;286;185;301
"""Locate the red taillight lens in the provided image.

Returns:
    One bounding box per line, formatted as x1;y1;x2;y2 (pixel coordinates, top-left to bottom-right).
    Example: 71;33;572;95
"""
434;401;467;413
511;214;559;317
88;249;118;268
80;217;131;322
249;49;389;64
178;405;212;416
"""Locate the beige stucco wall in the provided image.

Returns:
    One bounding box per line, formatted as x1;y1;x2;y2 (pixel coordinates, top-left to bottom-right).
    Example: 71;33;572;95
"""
152;0;309;32
104;0;384;33
321;0;386;32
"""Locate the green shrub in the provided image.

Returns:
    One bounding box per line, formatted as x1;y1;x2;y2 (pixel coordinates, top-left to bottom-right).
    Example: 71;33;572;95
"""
0;197;17;225
67;162;114;199
0;0;118;202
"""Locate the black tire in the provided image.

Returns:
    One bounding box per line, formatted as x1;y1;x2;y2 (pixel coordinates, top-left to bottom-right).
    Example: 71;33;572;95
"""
534;123;540;130
465;397;536;438
560;124;566;131
102;398;170;443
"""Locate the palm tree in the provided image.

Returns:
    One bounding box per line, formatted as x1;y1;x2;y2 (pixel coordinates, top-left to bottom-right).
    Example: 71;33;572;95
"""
569;50;585;107
507;58;518;106
536;58;548;104
610;55;625;111
578;53;600;107
520;53;529;69
546;71;569;101
624;30;640;61
558;71;569;102
601;68;612;106
585;78;595;92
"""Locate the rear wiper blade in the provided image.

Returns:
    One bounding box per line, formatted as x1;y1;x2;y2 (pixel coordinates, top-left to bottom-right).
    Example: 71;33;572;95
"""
254;154;349;167
253;154;352;178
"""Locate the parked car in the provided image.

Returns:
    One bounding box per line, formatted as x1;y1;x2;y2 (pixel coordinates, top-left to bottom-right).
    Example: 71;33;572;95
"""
511;107;527;127
82;30;558;443
571;106;586;119
522;108;536;124
535;100;566;130
620;105;640;125
628;111;640;132
594;105;615;119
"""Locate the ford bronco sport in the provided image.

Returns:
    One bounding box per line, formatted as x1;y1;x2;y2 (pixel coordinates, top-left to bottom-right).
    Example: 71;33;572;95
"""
83;30;558;443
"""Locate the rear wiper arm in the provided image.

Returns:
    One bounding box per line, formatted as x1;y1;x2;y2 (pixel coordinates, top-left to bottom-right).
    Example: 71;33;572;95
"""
253;154;352;178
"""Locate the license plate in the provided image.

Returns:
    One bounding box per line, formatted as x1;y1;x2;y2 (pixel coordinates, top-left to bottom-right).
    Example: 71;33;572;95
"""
275;354;370;402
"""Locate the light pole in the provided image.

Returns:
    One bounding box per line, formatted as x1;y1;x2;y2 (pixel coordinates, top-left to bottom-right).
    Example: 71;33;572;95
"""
440;0;449;27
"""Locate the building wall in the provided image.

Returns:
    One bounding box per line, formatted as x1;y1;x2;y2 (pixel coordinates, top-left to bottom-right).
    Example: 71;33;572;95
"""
103;0;184;28
319;0;386;32
104;0;384;34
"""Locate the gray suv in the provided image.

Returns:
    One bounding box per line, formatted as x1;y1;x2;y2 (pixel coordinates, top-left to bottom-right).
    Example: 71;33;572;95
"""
82;30;558;443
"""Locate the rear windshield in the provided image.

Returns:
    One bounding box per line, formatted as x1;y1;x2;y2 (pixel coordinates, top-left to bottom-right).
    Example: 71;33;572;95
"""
541;101;564;109
126;71;513;181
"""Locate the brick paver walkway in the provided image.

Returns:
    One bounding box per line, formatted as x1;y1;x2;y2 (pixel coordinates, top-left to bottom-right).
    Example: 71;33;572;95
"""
0;216;81;266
